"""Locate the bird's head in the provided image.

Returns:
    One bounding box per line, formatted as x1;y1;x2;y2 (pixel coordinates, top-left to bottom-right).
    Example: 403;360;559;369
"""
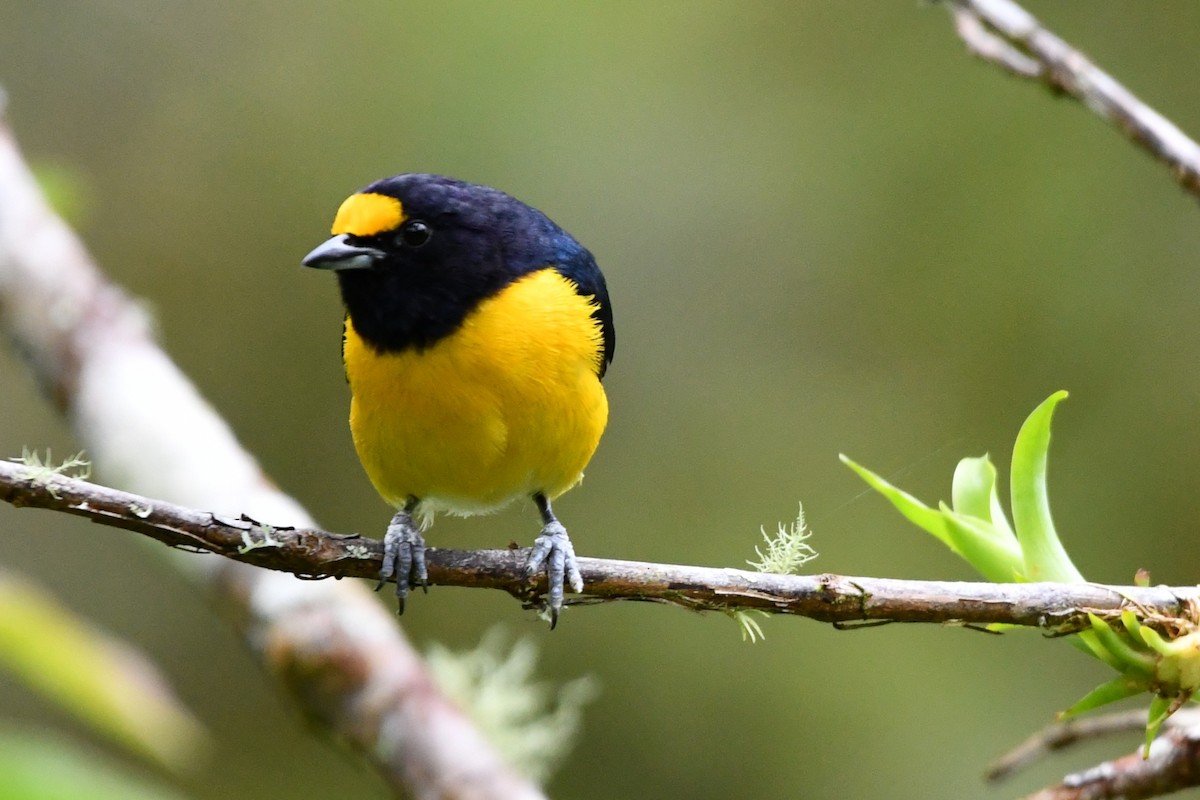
303;174;569;352
303;173;526;278
303;174;611;369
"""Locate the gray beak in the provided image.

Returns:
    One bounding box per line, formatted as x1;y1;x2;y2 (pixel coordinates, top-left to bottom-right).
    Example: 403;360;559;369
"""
302;234;385;271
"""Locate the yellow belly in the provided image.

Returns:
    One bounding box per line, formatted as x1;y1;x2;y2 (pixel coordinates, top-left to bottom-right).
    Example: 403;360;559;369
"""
343;268;609;515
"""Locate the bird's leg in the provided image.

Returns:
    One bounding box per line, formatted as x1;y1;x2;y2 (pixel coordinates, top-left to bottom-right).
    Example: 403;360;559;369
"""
375;498;427;614
526;493;584;627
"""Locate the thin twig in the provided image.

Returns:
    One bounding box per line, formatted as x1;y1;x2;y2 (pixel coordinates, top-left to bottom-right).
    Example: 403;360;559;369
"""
987;709;1153;783
2;459;1197;628
948;0;1200;198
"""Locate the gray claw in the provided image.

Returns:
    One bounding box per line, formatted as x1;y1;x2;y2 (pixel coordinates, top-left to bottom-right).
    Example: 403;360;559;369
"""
527;521;583;626
375;510;426;614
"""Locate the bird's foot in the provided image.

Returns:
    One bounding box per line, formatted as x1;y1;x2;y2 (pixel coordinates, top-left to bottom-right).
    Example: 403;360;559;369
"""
526;520;584;628
375;509;427;614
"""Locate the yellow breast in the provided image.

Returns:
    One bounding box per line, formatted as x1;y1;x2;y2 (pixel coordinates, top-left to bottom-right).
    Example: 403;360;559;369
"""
342;268;609;515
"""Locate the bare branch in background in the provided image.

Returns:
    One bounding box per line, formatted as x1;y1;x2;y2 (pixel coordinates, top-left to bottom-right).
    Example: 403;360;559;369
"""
0;113;544;800
987;709;1200;799
1023;721;1200;799
987;709;1155;783
948;0;1200;199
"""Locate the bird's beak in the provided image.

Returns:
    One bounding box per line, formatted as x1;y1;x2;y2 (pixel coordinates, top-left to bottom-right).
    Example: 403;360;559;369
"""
301;234;385;271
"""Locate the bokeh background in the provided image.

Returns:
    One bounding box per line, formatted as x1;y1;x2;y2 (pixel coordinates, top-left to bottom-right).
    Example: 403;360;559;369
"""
3;2;1200;798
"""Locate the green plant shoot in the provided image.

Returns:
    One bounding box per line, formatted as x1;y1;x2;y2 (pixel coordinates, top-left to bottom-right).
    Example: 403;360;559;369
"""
843;391;1200;754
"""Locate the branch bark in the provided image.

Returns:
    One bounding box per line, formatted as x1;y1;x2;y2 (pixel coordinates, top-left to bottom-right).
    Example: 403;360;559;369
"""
0;110;544;799
2;458;1196;630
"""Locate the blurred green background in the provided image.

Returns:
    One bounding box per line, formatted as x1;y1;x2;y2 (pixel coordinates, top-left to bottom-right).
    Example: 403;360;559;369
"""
3;2;1200;798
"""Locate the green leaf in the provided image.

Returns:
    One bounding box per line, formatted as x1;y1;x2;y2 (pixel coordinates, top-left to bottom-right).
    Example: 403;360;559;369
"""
938;505;1024;582
1121;609;1144;643
0;572;204;771
1085;613;1154;679
1073;624;1116;661
842;455;1023;580
1145;695;1174;754
951;455;1017;542
1133;624;1173;658
0;726;186;800
840;455;956;552
1010;391;1084;582
951;456;993;521
1060;675;1145;718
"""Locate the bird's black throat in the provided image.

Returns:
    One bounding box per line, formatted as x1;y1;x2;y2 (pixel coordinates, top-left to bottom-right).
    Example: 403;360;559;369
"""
336;262;510;354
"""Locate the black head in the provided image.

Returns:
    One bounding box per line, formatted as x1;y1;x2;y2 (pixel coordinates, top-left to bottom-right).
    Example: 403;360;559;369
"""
303;173;614;374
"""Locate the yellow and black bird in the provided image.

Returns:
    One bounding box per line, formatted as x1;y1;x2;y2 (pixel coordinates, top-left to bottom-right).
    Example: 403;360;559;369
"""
302;174;614;624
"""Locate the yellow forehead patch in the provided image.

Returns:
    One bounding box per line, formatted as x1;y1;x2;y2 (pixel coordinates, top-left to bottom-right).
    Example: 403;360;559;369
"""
331;192;407;237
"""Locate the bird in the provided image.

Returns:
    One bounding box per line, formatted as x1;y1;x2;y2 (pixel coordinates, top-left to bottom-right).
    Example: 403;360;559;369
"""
302;173;614;625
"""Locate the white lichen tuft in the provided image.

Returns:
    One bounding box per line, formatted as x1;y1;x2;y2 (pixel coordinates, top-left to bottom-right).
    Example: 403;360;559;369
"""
237;525;282;554
11;448;91;498
730;504;818;643
729;609;768;643
425;627;598;784
345;543;371;560
746;503;817;575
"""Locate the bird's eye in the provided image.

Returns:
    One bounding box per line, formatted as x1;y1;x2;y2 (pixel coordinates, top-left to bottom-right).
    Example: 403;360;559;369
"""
398;220;432;248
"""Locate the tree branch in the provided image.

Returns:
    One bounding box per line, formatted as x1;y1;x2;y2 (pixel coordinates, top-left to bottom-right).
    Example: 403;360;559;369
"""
948;0;1200;199
3;458;1195;629
983;702;1200;800
1024;721;1200;800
